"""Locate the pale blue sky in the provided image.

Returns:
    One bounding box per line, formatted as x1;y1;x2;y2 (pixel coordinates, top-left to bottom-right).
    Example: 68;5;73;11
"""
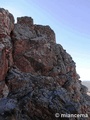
1;0;90;81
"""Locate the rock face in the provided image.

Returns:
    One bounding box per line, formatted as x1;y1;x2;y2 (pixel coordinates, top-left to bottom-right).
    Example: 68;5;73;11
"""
0;8;90;120
0;8;14;97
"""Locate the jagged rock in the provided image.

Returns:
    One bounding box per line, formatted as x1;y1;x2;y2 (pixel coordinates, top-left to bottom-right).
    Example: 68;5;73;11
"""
0;8;90;120
5;67;78;120
0;98;17;115
0;8;14;37
12;20;76;77
17;17;33;26
80;84;88;94
0;8;14;96
12;17;56;74
0;98;17;120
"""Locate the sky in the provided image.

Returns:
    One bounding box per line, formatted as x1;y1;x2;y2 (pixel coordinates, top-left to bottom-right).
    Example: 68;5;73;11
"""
1;0;90;81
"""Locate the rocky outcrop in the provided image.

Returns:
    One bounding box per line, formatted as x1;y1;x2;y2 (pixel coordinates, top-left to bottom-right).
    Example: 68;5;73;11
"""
0;8;90;120
0;8;14;97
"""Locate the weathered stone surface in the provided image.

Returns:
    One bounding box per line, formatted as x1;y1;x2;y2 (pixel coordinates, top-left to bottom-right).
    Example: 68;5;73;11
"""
0;8;90;120
4;67;90;120
0;8;14;37
12;19;75;77
0;8;14;96
5;68;79;120
12;17;56;75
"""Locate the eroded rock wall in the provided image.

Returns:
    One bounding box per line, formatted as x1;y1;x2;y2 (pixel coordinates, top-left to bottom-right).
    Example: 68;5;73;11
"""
0;8;90;120
0;8;14;97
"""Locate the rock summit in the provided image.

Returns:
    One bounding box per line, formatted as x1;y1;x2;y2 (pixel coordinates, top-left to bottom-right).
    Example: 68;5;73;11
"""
0;8;90;120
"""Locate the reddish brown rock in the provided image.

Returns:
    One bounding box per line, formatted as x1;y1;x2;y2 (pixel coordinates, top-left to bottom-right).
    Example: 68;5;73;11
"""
0;8;14;97
0;8;14;37
17;16;33;26
0;81;5;98
12;17;76;78
34;25;56;43
12;17;56;75
0;44;7;81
